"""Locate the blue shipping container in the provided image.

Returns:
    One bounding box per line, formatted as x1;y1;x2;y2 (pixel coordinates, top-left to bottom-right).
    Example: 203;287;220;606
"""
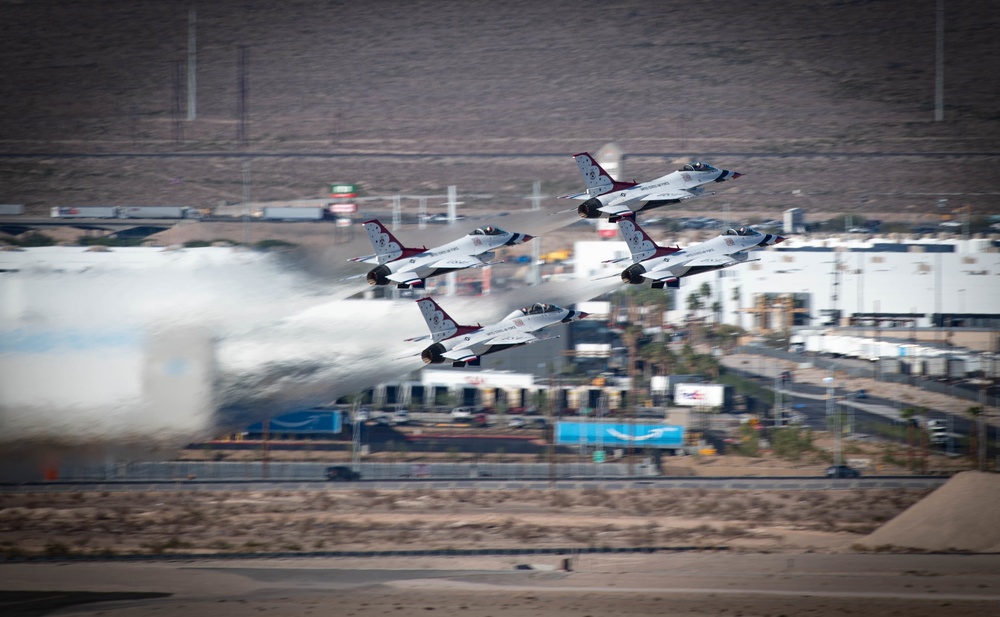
246;409;342;435
555;422;683;448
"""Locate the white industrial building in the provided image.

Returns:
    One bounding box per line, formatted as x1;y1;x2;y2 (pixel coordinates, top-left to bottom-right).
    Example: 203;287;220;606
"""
575;234;1000;331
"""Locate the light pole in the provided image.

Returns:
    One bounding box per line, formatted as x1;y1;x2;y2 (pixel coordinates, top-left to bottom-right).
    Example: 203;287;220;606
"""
824;376;841;467
774;360;783;429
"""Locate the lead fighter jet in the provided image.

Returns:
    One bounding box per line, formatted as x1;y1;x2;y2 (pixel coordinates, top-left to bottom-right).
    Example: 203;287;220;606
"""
407;297;588;367
561;152;742;222
612;215;783;289
347;220;533;289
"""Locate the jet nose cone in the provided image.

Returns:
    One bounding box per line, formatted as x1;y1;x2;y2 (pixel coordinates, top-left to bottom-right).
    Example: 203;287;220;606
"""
577;311;589;320
730;171;743;180
774;236;785;244
561;310;589;323
506;233;533;246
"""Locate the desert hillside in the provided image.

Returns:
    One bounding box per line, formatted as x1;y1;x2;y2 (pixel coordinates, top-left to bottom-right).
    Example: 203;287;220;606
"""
1;1;997;221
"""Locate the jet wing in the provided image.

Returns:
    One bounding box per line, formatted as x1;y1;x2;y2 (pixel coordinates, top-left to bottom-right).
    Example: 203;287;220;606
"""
557;190;591;200
347;254;379;264
684;254;737;268
441;347;480;363
484;331;544;346
640;271;680;284
642;188;698;202
684;254;750;268
386;271;426;286
427;255;487;270
597;203;634;217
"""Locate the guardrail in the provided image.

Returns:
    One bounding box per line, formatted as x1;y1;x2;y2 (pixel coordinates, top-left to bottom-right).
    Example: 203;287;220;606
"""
1;475;950;494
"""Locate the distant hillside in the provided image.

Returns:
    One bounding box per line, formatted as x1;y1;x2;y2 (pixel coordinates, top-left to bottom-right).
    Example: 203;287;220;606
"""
1;1;997;219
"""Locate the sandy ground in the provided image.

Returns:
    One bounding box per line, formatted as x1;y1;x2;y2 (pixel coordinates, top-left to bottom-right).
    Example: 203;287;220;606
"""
4;475;1000;616
2;553;999;617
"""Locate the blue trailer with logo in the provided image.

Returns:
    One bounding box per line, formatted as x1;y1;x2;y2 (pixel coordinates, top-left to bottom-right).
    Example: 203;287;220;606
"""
555;421;684;454
244;409;343;438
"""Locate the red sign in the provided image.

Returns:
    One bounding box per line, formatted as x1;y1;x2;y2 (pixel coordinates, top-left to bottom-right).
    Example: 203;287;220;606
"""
328;203;357;214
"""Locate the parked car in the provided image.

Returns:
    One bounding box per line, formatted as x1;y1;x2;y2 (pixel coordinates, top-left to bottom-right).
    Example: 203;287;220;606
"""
825;465;861;478
853;389;867;399
391;410;411;425
325;466;361;482
451;407;476;421
352;408;371;423
507;417;526;429
425;213;466;223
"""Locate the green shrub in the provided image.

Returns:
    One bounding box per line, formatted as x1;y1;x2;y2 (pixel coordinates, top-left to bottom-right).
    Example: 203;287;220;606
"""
253;239;297;251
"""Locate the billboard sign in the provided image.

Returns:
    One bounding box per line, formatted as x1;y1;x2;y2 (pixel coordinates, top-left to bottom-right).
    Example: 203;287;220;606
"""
245;409;342;435
328;202;357;214
329;183;358;198
674;383;725;407
555;421;683;448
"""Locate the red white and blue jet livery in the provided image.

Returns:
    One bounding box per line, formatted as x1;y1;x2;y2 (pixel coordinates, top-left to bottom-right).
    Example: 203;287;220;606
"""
408;297;588;367
561;152;742;222
613;216;783;289
347;220;533;289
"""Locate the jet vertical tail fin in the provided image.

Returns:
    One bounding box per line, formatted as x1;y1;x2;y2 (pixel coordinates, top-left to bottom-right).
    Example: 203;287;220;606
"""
414;297;479;343
617;216;681;262
361;219;426;265
573;152;638;197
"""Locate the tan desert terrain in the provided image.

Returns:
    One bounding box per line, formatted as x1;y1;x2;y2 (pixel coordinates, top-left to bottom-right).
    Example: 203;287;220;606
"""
2;473;1000;616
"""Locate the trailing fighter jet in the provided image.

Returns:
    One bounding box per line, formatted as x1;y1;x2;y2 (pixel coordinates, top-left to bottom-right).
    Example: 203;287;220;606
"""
612;216;783;289
346;220;532;289
561;152;742;222
407;297;588;367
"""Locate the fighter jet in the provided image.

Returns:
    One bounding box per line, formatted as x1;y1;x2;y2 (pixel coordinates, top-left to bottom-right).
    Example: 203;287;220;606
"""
561;152;742;222
407;297;588;367
346;220;532;289
612;216;783;289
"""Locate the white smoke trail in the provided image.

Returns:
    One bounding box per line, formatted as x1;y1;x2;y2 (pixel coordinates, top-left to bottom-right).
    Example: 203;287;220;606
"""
1;209;615;447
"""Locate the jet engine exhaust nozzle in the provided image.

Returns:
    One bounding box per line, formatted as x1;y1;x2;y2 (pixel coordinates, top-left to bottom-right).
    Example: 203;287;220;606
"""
367;265;392;286
421;343;447;365
577;198;602;219
622;263;647;285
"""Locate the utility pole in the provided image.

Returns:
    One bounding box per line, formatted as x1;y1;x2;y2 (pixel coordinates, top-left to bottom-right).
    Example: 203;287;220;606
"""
352;401;362;473
774;367;783;428
172;61;184;143
531;181;542;286
934;0;945;122
241;161;252;246
187;8;197;121
237;45;249;145
626;296;638;476
824;376;841;467
547;371;556;486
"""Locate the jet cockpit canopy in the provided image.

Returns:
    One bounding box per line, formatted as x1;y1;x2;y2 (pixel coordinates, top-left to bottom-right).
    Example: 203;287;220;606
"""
472;225;506;236
681;162;719;173
723;226;758;237
504;302;562;320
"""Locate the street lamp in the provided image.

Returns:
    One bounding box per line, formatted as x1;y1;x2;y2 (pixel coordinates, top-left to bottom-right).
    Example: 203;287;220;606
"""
774;359;784;428
824;376;842;467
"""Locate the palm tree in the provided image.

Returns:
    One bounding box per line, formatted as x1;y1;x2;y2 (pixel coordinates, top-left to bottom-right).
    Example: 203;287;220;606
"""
686;291;704;315
698;281;712;299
